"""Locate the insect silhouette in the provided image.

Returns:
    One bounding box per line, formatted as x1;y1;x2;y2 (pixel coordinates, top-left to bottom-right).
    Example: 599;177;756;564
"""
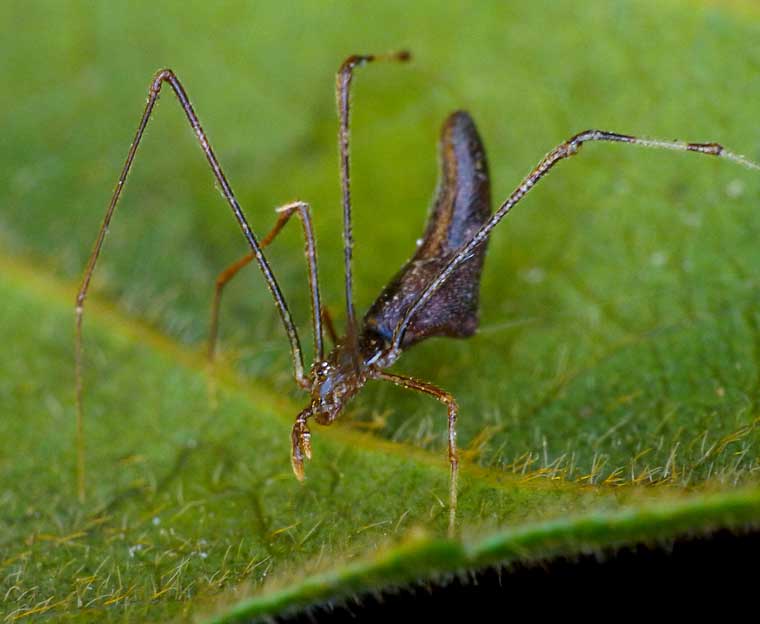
76;51;760;534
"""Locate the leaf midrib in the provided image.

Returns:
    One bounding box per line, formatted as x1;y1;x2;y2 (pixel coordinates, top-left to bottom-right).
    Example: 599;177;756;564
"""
0;250;592;499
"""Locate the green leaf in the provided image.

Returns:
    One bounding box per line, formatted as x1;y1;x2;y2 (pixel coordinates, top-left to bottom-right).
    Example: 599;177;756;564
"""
3;257;760;622
3;1;760;621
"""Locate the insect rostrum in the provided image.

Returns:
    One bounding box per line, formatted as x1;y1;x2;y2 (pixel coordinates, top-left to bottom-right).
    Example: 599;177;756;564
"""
75;51;760;535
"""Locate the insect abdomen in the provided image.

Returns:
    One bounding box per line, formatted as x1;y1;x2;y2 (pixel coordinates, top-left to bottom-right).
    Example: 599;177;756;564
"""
363;111;492;348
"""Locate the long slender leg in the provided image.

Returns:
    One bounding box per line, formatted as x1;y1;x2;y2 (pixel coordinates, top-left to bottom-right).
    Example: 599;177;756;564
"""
391;131;760;353
208;201;323;367
336;50;410;352
75;69;306;502
375;371;459;536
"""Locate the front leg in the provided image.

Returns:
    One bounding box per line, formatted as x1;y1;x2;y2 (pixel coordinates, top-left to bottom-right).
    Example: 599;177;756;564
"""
375;371;458;536
290;408;313;482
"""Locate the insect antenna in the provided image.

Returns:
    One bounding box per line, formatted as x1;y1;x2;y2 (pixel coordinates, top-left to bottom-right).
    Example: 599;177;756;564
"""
391;130;760;353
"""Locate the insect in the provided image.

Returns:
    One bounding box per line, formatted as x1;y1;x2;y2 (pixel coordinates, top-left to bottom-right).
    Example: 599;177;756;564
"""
75;51;760;534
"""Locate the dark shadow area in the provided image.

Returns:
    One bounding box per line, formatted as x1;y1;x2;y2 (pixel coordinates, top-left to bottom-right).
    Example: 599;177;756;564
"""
274;527;759;622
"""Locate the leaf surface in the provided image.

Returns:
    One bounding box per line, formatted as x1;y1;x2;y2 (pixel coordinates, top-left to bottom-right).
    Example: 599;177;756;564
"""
2;1;760;621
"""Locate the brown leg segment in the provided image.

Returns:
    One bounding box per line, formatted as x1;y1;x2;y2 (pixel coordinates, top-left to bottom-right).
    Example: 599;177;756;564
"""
208;201;323;370
208;252;254;359
375;371;458;536
321;306;338;346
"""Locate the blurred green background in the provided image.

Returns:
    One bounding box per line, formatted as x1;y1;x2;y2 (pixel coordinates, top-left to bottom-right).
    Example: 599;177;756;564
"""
4;1;760;620
3;0;760;483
